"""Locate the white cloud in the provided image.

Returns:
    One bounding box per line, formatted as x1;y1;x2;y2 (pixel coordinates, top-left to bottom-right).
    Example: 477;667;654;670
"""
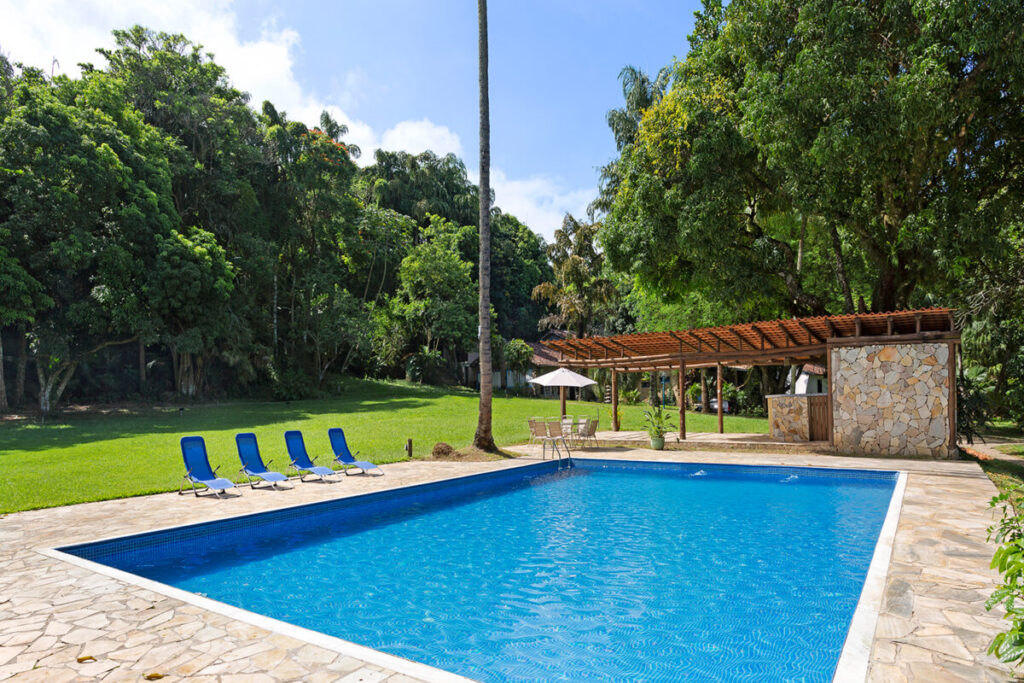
485;168;595;242
0;0;593;239
380;119;463;158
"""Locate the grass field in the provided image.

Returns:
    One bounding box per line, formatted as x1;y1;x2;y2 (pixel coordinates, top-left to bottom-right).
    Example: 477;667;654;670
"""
0;378;768;513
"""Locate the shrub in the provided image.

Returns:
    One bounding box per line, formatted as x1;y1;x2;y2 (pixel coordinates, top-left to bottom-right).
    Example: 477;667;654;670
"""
272;369;314;401
987;483;1024;664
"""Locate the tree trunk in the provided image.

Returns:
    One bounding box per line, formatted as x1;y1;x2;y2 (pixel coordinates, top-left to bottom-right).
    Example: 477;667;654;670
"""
15;326;27;406
138;338;146;393
829;223;855;314
0;331;8;412
700;369;710;412
174;350;203;398
473;0;497;451
36;358;77;414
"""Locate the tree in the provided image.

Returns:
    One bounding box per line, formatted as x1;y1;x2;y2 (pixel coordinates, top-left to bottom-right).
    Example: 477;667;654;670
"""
532;214;617;338
359;149;481;238
592;65;671;216
603;0;1024;315
503;338;534;380
392;218;476;355
473;0;497;451
148;228;234;396
0;69;178;412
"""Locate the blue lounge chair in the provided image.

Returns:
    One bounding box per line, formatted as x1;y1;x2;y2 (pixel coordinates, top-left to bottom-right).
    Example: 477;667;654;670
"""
179;436;238;497
235;433;289;489
284;430;337;482
328;428;384;476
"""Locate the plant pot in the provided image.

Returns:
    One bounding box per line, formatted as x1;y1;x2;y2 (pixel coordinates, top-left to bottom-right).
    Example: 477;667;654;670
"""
650;436;665;450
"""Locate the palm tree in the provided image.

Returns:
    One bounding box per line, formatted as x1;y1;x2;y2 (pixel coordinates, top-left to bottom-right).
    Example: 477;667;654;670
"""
531;214;617;338
473;0;497;451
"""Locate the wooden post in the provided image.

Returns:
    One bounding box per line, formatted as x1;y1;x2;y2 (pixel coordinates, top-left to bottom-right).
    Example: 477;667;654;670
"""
716;362;724;434
678;360;686;440
948;341;957;454
611;369;619;431
559;385;566;418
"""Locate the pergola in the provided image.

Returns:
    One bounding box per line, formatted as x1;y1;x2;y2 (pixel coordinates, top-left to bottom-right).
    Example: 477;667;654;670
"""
542;307;959;443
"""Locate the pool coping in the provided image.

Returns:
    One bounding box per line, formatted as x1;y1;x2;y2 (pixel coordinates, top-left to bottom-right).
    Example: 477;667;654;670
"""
40;457;908;683
833;470;908;682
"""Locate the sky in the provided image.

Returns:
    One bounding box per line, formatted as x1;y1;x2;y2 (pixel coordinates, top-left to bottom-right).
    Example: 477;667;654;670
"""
0;0;699;240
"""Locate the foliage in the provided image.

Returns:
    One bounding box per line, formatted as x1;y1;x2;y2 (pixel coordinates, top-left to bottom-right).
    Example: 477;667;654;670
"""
643;405;671;439
987;483;1024;664
503;339;534;375
0;27;554;412
957;366;992;445
405;346;443;384
532;214;617;337
602;0;1024;317
393;216;477;354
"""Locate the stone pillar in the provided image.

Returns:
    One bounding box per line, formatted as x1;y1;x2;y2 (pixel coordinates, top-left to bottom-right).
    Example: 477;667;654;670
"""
831;342;956;458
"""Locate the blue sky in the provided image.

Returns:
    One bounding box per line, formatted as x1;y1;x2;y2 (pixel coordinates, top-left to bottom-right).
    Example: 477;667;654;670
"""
0;0;699;238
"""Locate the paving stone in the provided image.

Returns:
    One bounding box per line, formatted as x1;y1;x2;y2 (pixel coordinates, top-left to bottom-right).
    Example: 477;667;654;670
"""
338;668;391;683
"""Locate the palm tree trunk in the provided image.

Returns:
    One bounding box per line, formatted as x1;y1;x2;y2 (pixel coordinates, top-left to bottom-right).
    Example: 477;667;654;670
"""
473;0;497;451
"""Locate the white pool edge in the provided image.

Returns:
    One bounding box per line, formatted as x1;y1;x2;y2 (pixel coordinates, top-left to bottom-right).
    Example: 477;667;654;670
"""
831;469;908;682
39;546;475;683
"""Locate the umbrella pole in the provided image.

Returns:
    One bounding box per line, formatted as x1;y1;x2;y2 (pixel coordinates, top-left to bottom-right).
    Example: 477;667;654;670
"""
559;386;566;418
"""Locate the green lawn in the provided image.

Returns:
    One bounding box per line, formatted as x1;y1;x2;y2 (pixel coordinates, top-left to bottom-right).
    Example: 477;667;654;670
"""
998;444;1024;457
0;378;767;514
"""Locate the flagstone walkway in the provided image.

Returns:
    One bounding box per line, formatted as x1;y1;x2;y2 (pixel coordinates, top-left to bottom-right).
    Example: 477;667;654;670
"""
0;448;1013;682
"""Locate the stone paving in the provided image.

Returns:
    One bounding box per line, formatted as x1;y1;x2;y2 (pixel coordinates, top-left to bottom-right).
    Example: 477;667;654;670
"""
0;448;1015;682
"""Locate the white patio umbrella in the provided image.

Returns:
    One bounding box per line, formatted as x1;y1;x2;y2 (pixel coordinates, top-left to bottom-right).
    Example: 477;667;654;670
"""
529;368;596;417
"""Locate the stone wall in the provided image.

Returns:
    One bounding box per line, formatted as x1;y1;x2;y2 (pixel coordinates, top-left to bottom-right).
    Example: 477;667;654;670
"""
832;343;954;458
768;394;810;441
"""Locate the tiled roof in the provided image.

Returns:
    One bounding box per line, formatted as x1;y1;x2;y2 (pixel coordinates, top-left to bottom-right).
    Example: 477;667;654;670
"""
544;308;958;370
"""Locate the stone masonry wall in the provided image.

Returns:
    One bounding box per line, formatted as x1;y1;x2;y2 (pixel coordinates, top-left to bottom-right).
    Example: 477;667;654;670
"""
832;343;954;458
768;394;810;442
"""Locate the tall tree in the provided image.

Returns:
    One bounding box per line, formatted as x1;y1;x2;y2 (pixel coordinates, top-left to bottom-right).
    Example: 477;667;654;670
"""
603;0;1024;314
473;0;496;451
532;214;618;338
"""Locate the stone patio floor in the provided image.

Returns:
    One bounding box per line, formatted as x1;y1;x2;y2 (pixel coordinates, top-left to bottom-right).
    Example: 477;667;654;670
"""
0;448;1015;682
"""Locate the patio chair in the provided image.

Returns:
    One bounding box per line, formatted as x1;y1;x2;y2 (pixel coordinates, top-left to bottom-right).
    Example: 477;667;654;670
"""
284;430;338;482
573;418;592;449
327;428;384;476
528;418;548;445
586;417;599;447
179;436;238;497
235;432;289;488
547;419;571;456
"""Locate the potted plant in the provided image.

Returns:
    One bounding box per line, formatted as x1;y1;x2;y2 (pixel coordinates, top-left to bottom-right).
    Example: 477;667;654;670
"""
644;405;669;450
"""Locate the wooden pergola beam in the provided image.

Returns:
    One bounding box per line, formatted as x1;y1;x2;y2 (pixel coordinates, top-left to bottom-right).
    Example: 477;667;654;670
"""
778;321;800;347
668;331;698;353
752;324;776;350
796;320;824;344
706;329;738;351
725;327;752;350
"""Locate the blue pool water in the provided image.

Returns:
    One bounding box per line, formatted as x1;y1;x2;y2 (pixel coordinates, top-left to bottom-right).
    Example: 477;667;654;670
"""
66;460;896;681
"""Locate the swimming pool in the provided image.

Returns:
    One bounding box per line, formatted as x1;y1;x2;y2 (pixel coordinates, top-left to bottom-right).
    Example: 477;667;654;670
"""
61;459;899;681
